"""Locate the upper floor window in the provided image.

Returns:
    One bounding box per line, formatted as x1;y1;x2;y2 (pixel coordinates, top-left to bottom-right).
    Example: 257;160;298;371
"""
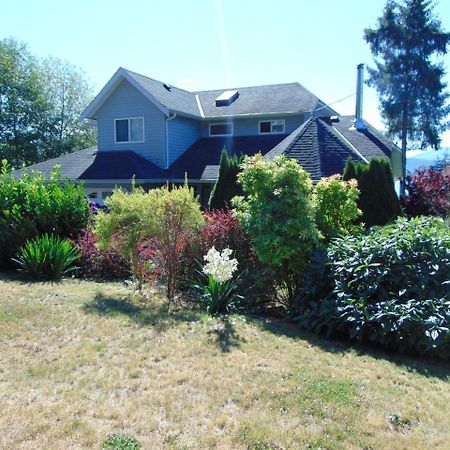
259;119;285;134
209;123;233;136
115;117;144;143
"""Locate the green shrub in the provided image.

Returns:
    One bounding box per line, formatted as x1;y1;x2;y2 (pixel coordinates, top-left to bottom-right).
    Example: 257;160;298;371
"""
95;184;203;300
101;434;140;450
233;155;319;306
13;234;80;281
343;157;402;227
0;160;89;268
313;174;362;240
296;217;450;359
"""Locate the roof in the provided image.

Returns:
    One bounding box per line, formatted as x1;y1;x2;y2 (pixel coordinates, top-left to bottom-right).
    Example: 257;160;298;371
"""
15;135;287;183
82;67;337;120
265;116;393;180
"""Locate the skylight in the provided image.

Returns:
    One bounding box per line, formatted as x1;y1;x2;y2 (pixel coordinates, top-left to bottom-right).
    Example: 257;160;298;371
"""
215;89;239;107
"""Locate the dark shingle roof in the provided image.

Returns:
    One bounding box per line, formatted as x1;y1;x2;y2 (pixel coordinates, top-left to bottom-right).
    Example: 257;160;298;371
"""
195;83;327;118
15;136;287;182
265;116;392;180
14;147;98;180
125;70;200;117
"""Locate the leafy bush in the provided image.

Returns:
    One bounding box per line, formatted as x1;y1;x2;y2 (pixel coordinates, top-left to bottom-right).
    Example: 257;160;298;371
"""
74;227;130;280
402;167;450;218
101;434;140;450
95;184;203;301
296;217;450;359
313;174;362;240
233;155;319;306
13;234;80;281
0;161;89;268
343;157;402;227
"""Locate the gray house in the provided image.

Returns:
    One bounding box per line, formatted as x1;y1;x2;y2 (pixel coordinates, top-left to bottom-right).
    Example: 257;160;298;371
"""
21;66;401;205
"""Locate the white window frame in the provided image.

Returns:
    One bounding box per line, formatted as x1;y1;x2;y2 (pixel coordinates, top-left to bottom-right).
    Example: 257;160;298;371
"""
114;117;145;144
258;119;285;135
209;122;233;137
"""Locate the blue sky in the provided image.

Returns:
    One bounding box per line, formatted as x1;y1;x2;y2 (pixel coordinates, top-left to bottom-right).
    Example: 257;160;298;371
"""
2;0;450;146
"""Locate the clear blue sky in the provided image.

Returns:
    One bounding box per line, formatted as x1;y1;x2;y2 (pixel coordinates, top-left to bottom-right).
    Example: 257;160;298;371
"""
2;0;450;146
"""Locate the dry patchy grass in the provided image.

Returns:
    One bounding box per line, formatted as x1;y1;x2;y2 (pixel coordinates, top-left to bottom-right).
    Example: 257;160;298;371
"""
0;275;449;449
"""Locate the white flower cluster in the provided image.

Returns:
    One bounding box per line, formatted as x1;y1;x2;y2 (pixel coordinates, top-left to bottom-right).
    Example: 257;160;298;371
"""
203;246;238;283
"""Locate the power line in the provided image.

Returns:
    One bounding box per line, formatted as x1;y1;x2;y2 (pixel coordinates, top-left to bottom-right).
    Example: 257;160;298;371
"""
311;92;355;114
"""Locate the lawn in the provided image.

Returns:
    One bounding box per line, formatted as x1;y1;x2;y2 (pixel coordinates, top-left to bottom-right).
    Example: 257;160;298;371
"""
0;275;449;449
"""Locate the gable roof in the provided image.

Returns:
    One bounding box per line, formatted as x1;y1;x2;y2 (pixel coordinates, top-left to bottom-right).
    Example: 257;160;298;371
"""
265;116;393;180
82;68;337;120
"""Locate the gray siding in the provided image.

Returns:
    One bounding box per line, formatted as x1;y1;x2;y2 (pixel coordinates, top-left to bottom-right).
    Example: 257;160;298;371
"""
168;116;201;166
200;114;305;137
96;79;166;167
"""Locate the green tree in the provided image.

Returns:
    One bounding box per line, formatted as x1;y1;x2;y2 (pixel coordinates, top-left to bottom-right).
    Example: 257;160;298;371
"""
0;39;49;166
0;38;96;167
40;57;96;160
208;148;243;210
343;157;402;227
233;155;319;306
364;0;450;195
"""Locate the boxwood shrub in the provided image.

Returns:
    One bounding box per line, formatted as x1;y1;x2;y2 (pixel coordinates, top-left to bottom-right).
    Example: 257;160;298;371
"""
296;217;450;360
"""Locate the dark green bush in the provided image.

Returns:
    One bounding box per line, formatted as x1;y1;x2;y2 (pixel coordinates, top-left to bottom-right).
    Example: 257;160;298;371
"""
101;434;140;450
0;161;89;268
343;157;402;227
296;217;450;359
13;234;81;281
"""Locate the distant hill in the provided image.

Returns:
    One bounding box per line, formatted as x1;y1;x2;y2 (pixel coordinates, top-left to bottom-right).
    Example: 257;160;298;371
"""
407;147;450;173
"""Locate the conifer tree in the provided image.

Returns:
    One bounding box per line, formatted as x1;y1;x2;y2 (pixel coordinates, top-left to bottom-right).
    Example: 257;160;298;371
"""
364;0;450;196
208;148;243;210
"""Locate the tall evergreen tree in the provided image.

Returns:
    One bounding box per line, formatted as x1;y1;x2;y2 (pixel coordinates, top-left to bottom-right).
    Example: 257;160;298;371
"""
343;157;402;227
364;0;450;196
208;148;243;210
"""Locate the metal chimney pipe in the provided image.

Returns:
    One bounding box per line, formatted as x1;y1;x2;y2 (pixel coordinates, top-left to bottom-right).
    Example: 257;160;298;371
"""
354;63;366;130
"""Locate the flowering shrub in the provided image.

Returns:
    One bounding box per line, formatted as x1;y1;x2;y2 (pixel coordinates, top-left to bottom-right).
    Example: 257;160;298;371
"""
402;167;450;218
203;247;238;282
313;175;362;240
191;246;242;314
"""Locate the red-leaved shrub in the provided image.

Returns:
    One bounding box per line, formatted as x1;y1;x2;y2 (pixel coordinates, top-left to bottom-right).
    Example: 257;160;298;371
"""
402;167;450;218
74;227;131;279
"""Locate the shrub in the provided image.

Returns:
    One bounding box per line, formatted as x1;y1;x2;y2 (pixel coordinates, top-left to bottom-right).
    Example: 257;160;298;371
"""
313;175;362;240
296;217;450;359
233;155;319;306
95;184;203;301
0;161;89;268
402;167;450;218
13;234;80;281
209;148;244;210
101;434;140;450
74;227;130;280
343;157;402;227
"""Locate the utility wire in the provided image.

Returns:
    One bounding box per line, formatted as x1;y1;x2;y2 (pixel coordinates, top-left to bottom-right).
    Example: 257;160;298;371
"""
311;92;355;114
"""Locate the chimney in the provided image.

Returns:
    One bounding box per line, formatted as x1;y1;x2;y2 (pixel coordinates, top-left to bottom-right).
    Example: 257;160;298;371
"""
354;63;366;130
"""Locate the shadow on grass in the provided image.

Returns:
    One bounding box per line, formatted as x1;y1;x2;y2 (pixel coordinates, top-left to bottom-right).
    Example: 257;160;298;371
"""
83;292;202;332
249;315;450;381
207;316;244;353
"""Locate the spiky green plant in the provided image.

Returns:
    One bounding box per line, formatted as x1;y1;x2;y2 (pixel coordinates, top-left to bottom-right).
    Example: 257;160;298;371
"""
13;234;80;281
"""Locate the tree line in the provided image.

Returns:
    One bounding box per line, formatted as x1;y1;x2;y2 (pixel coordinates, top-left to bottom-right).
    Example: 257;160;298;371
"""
0;38;96;168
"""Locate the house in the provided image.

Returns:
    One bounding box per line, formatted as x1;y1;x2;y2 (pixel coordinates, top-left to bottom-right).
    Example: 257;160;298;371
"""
18;65;401;205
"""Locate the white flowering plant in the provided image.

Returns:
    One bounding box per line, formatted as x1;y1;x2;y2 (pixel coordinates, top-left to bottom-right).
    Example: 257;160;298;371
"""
191;246;243;314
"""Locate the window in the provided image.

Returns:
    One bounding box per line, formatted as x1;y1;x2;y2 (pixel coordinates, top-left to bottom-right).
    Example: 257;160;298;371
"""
259;119;285;134
209;123;233;136
115;117;144;143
